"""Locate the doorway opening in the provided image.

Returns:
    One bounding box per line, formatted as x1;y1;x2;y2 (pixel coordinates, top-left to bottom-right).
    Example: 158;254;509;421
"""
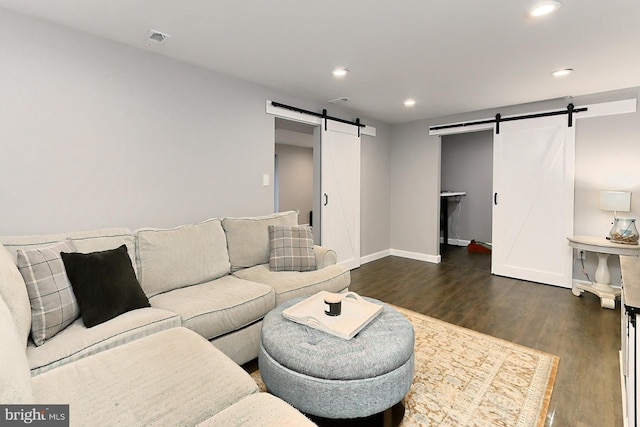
274;118;315;226
269;101;367;270
440;130;493;272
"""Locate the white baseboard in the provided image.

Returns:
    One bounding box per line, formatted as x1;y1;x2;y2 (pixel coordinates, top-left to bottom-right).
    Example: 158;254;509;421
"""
360;249;391;264
361;247;466;266
360;249;392;265
439;237;471;246
390;249;440;264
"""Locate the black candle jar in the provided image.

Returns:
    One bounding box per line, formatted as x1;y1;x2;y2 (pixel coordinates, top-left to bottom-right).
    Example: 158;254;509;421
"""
324;293;342;316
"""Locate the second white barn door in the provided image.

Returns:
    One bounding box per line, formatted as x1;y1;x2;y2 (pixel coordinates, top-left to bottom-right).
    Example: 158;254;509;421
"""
491;115;575;288
319;119;361;270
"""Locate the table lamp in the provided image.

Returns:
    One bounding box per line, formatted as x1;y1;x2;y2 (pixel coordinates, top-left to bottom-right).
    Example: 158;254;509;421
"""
600;191;638;244
600;191;631;218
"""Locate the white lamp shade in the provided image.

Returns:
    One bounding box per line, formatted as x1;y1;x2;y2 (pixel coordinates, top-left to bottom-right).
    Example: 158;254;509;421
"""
600;191;631;212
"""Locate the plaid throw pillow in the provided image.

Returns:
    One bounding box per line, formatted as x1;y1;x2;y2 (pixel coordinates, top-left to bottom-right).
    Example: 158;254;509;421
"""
268;225;317;272
17;240;80;346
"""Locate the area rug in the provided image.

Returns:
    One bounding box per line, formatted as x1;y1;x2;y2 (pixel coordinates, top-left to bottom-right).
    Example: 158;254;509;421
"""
251;305;559;427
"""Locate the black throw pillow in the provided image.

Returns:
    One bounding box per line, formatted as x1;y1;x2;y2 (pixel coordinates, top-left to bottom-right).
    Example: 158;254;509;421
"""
61;245;150;328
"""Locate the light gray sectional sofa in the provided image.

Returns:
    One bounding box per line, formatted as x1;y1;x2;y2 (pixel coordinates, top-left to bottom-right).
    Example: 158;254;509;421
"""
0;211;349;426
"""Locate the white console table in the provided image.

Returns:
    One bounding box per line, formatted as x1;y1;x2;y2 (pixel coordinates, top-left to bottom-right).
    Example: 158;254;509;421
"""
567;235;640;309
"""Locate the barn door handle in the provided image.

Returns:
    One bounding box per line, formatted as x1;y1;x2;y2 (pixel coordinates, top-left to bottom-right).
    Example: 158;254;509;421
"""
324;193;329;206
494;193;498;205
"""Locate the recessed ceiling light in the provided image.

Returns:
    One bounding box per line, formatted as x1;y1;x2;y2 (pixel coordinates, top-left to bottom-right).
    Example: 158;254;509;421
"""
404;99;416;107
530;1;561;17
332;68;349;77
552;68;573;77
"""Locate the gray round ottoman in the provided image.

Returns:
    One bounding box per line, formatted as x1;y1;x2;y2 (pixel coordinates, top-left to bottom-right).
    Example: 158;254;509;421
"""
259;296;414;420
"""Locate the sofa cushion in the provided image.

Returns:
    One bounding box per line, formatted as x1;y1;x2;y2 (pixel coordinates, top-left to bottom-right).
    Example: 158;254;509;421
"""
197;393;316;427
26;307;180;375
233;263;351;305
149;275;275;340
17;240;80;345
223;211;298;272
1;228;137;275
0;293;34;403
61;245;150;328
135;218;230;297
0;244;31;348
31;327;259;426
269;225;317;272
211;321;263;366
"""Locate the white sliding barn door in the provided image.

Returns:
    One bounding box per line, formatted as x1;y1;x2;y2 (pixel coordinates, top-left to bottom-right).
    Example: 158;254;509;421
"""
319;120;361;270
492;115;575;288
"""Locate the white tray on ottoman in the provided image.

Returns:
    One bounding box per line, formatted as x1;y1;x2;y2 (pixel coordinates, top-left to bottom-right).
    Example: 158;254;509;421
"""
282;291;383;340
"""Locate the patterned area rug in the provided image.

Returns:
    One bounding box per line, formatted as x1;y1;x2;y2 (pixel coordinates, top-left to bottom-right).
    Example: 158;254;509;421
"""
251;305;558;427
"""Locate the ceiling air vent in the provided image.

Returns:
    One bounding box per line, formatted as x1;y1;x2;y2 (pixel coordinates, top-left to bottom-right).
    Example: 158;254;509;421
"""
144;30;171;48
328;97;350;104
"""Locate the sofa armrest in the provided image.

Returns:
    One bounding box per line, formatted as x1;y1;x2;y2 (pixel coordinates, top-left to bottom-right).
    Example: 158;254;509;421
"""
314;245;337;269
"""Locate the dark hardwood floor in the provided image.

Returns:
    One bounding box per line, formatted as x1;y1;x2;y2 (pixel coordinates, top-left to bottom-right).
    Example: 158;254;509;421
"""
349;246;622;427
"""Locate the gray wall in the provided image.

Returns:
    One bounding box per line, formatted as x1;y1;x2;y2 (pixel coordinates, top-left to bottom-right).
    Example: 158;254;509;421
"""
0;8;274;233
390;120;440;261
361;125;392;260
274;144;313;225
441;131;493;244
0;7;392;262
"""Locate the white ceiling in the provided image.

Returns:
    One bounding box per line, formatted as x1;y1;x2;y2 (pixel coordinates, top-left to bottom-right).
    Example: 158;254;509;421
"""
1;0;639;124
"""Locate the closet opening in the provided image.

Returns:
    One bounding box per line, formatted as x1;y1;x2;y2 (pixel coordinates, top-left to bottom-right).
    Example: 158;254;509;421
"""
440;130;493;272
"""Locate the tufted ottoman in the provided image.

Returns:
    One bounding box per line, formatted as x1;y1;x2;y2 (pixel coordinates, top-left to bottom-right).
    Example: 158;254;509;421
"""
259;296;414;422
